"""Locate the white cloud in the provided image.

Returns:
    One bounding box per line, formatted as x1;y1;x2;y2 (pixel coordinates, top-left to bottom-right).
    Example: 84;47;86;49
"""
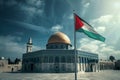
92;15;113;24
51;24;63;32
25;0;43;7
69;14;73;19
50;2;120;60
84;3;90;8
0;0;45;26
78;14;120;59
0;35;25;54
0;35;41;58
91;14;120;43
6;19;48;33
81;1;90;17
17;0;45;20
78;38;100;53
77;38;120;59
32;45;41;51
100;46;114;53
80;44;99;53
95;26;106;34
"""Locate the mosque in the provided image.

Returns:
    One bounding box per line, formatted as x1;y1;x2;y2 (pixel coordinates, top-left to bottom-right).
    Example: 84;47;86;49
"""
22;32;99;73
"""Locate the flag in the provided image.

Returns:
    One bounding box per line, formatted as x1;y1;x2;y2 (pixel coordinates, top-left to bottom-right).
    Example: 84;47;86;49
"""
74;13;105;42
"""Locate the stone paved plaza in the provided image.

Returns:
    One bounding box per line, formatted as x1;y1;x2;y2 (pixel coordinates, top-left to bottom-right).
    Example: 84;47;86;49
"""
0;70;120;80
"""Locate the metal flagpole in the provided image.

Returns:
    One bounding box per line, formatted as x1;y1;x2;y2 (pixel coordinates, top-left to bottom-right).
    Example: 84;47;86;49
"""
73;11;77;80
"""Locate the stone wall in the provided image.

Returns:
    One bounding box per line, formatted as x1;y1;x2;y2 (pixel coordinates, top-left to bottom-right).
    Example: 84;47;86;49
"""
99;60;115;70
0;59;22;72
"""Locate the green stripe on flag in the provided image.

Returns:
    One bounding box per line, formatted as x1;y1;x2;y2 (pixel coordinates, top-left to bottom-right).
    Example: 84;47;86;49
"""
77;28;105;42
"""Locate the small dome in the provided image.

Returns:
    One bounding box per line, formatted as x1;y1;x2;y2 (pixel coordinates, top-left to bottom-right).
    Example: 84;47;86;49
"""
48;32;71;44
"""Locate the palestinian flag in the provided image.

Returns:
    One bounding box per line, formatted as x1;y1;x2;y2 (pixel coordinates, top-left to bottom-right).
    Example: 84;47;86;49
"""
74;13;105;42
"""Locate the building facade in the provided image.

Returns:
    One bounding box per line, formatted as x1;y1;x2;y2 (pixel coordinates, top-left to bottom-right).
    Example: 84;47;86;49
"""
99;60;115;70
115;60;120;70
0;57;22;72
22;32;99;73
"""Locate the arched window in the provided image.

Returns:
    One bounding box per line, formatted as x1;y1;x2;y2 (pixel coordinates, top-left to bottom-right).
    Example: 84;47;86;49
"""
61;56;66;63
49;56;54;63
66;56;72;63
66;45;68;49
61;45;64;48
55;56;59;63
71;56;75;63
43;56;48;63
55;45;58;49
39;57;42;63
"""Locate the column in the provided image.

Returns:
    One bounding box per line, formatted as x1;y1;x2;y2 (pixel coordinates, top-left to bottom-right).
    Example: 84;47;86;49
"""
85;58;88;72
85;58;86;71
79;57;81;71
83;57;85;72
81;57;83;71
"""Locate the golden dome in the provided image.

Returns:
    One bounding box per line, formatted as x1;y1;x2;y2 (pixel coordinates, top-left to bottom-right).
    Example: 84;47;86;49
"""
48;32;71;44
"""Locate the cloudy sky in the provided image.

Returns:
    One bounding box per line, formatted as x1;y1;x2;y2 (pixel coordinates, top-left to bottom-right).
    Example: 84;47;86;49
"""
0;0;120;60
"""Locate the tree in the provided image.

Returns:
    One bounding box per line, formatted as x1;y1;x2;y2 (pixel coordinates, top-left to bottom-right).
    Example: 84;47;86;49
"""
8;58;11;64
109;56;115;62
14;58;21;64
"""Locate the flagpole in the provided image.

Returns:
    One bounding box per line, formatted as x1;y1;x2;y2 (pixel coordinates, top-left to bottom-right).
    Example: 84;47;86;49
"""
73;10;77;80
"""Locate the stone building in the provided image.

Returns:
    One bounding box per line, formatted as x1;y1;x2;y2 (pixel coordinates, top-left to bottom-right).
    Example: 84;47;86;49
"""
115;60;120;70
99;60;115;70
0;57;22;72
22;32;99;73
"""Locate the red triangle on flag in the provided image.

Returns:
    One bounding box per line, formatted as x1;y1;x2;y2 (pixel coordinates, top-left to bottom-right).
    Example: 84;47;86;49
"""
74;14;84;30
